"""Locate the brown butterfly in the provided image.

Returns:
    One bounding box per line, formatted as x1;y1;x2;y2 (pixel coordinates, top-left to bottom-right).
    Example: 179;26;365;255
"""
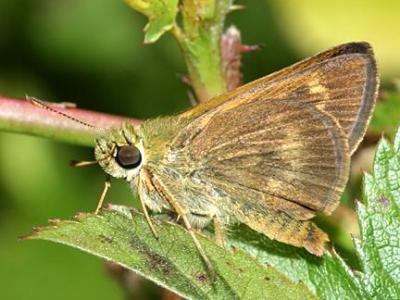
86;42;378;276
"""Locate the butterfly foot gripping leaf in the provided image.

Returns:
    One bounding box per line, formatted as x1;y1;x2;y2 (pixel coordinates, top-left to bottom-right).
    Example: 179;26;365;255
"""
93;42;378;264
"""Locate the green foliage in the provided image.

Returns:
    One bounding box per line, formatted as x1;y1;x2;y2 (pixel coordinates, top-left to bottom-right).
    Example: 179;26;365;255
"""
2;1;400;299
24;128;400;299
124;0;179;44
354;131;400;298
229;227;365;300
24;205;316;300
124;0;231;101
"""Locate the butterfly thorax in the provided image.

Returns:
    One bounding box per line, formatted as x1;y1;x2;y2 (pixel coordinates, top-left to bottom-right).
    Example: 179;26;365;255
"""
134;116;237;228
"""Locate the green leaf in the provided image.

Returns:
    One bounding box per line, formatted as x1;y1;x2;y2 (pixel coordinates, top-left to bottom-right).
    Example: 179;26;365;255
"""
23;205;316;300
228;226;365;300
124;0;179;43
353;133;400;298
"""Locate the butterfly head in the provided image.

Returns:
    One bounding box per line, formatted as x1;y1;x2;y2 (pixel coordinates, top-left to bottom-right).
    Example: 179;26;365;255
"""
95;122;144;181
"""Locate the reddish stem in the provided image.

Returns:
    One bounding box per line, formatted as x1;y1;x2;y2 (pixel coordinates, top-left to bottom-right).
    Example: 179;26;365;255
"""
0;96;141;147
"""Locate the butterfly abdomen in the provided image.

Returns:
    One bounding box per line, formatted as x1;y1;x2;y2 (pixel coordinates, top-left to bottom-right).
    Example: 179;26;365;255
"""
239;207;329;255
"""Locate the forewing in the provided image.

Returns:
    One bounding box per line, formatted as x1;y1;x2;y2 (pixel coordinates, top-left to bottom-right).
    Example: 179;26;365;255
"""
174;99;350;219
183;42;378;154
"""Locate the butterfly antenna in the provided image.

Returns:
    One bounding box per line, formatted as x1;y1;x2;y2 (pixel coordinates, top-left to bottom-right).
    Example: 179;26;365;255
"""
27;95;95;128
70;160;98;167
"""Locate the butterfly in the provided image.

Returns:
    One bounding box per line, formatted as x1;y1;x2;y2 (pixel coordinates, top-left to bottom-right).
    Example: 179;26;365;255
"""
73;42;378;277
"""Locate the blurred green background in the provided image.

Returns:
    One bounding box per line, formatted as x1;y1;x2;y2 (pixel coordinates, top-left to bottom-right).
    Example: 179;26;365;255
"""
0;1;399;299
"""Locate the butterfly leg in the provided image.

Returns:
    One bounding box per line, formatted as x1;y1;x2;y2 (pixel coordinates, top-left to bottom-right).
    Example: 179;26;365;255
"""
137;169;159;239
138;194;159;239
213;218;226;248
186;211;226;248
151;175;216;281
95;175;111;214
180;212;216;281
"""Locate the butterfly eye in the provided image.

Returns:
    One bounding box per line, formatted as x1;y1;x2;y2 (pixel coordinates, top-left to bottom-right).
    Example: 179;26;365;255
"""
116;145;142;169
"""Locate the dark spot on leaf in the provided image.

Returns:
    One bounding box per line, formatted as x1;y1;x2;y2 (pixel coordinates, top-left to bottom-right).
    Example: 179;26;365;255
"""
238;268;244;273
264;276;270;281
195;272;208;282
147;251;175;276
129;237;178;277
378;195;390;208
99;234;113;244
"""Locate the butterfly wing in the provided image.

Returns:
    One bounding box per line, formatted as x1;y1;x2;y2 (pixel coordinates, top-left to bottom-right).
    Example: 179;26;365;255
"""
183;42;378;154
172;98;349;219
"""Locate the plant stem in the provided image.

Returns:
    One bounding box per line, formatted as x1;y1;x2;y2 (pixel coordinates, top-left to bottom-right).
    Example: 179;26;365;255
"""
0;97;140;147
177;0;233;102
0;1;241;146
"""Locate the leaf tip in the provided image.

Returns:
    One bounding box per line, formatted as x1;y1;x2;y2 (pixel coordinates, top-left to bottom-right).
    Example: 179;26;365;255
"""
354;198;367;214
143;22;174;44
19;225;52;240
19;232;35;241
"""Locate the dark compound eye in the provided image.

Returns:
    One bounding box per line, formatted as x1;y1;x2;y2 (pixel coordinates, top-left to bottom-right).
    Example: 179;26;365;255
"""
116;145;142;169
